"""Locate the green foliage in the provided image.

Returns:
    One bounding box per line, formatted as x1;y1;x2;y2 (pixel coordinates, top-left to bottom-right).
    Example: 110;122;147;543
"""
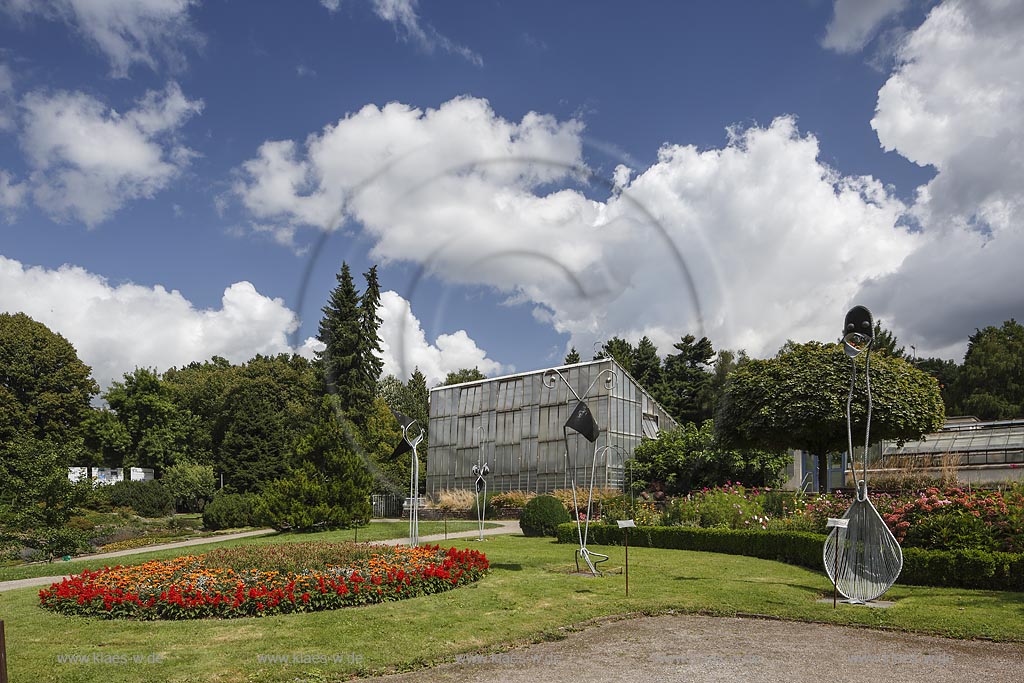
655;334;715;425
631;336;661;390
902;508;999;552
1;435;88;541
595;337;635;374
161;460;216;512
358;265;384;407
632;420;788;495
359;395;406;495
107;480;174;517
257;399;373;531
441;367;487;386
202;493;259;530
520;494;571;537
317;262;362;405
0;312;98;444
104;367;191;472
554;523;1024;592
216;376;290;493
563;347;580;364
661;486;767;529
598;495;661;526
81;408;131;468
950;319;1024;419
716;341;945;491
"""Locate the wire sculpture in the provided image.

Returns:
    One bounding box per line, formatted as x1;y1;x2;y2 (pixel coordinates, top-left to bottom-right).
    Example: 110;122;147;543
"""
543;366;616;575
389;408;424;547
472;425;490;541
823;306;904;603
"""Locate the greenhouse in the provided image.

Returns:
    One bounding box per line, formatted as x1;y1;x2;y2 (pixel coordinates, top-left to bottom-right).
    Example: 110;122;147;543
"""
426;358;677;495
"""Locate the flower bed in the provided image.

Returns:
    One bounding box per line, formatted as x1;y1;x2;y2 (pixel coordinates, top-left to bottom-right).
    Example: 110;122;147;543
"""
38;542;489;619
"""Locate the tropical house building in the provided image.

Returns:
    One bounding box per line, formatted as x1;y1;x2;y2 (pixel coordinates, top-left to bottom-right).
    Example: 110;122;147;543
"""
425;358;677;495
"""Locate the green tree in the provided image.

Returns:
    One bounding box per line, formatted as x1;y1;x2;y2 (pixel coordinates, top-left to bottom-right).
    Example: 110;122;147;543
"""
104;367;191;473
949;320;1024;419
708;349;749;416
162;459;216;512
716;341;945;492
0;313;95;548
360;396;406;495
657;334;715;425
442;367;487;386
258;399;373;530
163;356;241;464
376;374;408;408
317;262;362;411
632;420;788;495
81;408;132;467
563;347;581;364
0;312;98;443
916;357;960;412
216;376;290;493
631;336;661;391
871;321;906;358
596;336;635;374
358;265;385;402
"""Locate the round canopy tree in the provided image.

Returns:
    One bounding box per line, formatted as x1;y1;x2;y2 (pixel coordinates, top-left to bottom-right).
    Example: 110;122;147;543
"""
715;341;945;492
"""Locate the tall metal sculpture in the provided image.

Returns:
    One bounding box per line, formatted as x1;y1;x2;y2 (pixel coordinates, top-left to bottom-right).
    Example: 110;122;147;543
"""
472;425;491;541
543;367;616;575
390;408;424;547
823;305;904;603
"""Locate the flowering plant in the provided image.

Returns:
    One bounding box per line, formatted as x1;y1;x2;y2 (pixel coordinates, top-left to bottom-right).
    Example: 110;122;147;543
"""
39;542;488;620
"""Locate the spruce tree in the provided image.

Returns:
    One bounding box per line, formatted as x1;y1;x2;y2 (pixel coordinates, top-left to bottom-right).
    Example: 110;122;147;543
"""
564;347;581;364
359;265;384;398
316;263;362;414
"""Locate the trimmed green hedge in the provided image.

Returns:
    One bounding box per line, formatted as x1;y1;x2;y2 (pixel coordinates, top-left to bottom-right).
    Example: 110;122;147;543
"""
556;523;1024;592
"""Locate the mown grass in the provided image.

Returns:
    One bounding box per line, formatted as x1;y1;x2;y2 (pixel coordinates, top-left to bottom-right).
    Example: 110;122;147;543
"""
0;521;497;583
2;534;1022;682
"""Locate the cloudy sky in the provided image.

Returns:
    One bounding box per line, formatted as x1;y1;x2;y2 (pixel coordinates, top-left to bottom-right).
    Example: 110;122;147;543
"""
1;0;1021;389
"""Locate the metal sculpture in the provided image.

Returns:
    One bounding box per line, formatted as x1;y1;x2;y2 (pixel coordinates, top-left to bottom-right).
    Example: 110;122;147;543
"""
390;408;425;547
823;306;904;603
543;367;616;575
472;425;491;541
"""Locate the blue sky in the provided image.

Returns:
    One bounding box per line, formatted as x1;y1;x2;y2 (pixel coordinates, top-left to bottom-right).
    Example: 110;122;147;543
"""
1;0;1022;389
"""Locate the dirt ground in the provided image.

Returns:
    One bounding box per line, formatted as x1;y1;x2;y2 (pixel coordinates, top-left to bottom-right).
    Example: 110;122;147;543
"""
369;613;1024;683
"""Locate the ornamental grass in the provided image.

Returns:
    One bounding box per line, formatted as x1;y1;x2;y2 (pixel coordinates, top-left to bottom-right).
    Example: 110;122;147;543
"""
38;542;489;620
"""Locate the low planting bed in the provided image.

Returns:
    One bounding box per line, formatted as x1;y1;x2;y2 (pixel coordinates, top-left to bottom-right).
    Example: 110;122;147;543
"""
38;541;489;619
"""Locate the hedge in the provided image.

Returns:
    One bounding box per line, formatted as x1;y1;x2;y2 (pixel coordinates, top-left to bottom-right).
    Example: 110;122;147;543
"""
555;523;1024;592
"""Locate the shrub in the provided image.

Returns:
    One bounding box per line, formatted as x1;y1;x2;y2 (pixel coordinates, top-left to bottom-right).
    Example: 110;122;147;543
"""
520;495;571;537
490;490;535;509
662;484;767;529
203;493;259;530
549;487;620;518
599;496;661;526
434;489;476;512
161;460;216;513
107;480;174;517
555;524;1024;592
257;462;370;531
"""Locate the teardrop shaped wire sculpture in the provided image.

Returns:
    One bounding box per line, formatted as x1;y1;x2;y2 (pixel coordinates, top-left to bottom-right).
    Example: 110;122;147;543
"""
823;328;903;603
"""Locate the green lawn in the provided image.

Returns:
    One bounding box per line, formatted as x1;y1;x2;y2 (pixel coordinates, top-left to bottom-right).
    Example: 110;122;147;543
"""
1;534;1022;682
0;521;497;583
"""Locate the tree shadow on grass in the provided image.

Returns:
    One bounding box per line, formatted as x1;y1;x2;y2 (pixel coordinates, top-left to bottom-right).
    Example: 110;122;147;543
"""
490;563;523;571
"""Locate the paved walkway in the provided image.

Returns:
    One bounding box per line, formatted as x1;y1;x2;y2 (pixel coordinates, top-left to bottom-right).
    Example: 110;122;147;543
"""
0;521;520;593
370;613;1024;683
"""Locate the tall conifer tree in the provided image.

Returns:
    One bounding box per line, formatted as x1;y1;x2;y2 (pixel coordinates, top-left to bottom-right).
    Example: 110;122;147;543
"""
317;263;362;414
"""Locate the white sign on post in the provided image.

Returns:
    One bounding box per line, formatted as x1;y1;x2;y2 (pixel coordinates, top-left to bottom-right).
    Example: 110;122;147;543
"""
616;520;636;528
826;518;849;529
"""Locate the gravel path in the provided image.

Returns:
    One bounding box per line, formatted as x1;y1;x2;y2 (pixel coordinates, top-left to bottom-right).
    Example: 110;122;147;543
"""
0;521;519;593
370;613;1024;683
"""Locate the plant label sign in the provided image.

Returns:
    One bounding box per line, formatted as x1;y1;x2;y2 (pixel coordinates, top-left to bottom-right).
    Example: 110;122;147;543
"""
826;518;849;529
617;520;636;528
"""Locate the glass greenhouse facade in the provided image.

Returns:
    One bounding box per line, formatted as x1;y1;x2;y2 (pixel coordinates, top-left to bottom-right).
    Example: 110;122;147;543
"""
426;358;677;495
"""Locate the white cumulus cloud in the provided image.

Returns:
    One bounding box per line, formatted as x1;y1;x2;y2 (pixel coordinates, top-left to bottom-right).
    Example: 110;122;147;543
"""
0;255;299;390
234;96;921;361
377;290;509;385
822;0;912;53
20;82;202;226
1;0;202;76
858;0;1024;356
